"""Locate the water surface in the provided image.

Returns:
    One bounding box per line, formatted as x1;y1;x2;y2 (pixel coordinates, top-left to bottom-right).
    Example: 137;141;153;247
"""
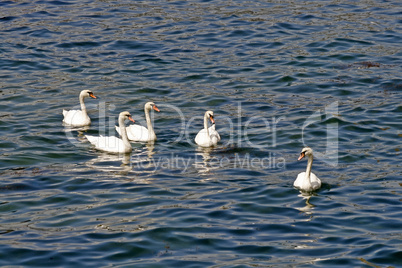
0;0;401;267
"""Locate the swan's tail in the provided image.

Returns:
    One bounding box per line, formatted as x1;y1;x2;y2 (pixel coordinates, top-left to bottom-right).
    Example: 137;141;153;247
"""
115;125;121;136
85;135;99;146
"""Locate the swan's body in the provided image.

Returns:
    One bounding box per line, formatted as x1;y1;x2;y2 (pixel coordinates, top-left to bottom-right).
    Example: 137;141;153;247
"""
195;111;220;147
116;102;160;142
63;90;97;127
294;147;321;192
85;111;134;154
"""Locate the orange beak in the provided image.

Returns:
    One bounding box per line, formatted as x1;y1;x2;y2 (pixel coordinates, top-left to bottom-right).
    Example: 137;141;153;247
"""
298;152;305;161
209;115;215;124
89;93;97;99
128;116;135;123
153;105;160;112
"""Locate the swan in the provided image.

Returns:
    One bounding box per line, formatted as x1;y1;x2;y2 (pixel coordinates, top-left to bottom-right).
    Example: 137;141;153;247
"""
195;110;221;147
63;90;97;127
116;102;160;142
294;147;322;192
85;111;134;154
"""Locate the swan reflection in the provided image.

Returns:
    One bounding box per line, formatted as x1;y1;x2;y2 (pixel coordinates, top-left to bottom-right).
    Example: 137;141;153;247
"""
194;146;220;174
145;142;155;159
64;125;90;132
295;192;316;215
85;152;132;175
64;125;91;147
129;142;159;174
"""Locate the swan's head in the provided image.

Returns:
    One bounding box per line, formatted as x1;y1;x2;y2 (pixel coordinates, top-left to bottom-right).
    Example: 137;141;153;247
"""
298;147;313;161
145;102;160;112
80;89;96;99
205;110;215;124
120;111;135;123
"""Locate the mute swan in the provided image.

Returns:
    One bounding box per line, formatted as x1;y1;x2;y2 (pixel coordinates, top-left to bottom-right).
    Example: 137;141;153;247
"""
63;90;97;127
195;110;221;147
294;147;322;192
85;111;134;154
116;102;160;142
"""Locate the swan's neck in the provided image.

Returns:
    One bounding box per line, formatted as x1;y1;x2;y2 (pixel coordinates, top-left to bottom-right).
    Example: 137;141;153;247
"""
119;116;131;151
145;108;156;140
79;93;87;115
204;114;210;137
305;155;313;182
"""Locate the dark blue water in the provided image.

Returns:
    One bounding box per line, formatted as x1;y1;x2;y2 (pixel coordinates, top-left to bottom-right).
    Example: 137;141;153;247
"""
0;0;401;267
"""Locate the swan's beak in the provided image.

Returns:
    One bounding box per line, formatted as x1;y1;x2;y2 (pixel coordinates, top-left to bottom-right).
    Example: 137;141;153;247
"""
128;116;135;123
209;115;215;124
298;152;305;161
89;93;97;99
153;105;160;112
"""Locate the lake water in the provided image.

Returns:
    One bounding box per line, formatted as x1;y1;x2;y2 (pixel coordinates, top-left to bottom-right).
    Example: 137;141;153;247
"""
0;0;401;267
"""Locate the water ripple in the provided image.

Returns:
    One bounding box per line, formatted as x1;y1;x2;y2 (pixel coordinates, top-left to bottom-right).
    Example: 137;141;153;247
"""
0;0;401;267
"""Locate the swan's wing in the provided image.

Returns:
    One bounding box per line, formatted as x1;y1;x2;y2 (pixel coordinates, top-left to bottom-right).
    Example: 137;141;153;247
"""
195;129;210;147
208;125;221;142
210;130;221;142
294;172;306;188
85;134;100;146
310;172;320;182
63;109;81;122
63;110;90;126
115;125;121;136
195;128;220;147
116;125;149;142
310;172;322;189
85;135;126;153
99;136;124;151
294;172;321;191
210;133;220;145
126;125;150;141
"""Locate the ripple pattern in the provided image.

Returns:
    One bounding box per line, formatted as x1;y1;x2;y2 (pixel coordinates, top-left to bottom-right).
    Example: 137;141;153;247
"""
0;0;401;267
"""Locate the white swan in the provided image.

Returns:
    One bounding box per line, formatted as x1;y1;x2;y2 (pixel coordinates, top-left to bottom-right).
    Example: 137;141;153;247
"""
85;111;134;154
195;110;221;147
63;90;97;127
294;147;322;192
116;102;160;142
